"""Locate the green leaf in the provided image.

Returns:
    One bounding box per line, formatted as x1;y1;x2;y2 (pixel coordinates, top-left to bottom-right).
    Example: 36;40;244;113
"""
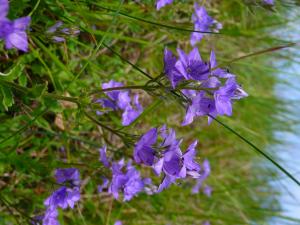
28;83;48;99
18;73;27;87
0;86;14;111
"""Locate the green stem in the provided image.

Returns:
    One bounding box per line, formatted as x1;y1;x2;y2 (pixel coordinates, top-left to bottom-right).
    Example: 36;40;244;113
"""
210;115;300;186
94;4;220;35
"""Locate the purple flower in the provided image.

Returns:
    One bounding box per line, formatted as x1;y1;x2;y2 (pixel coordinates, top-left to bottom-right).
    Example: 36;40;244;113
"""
163;48;183;88
109;161;149;201
0;0;9;19
175;48;209;81
42;208;60;225
98;80;143;126
210;51;234;78
134;128;157;166
44;186;80;210
123;165;146;201
114;221;122;225
99;145;110;168
214;77;248;116
122;94;143;126
52;36;65;43
0;16;30;52
47;21;80;43
263;0;274;5
47;21;63;33
182;91;217;126
0;0;30;51
157;175;176;193
181;140;201;178
203;185;212;197
154;127;183;177
190;4;222;46
192;159;211;194
55;168;80;186
98;177;109;193
156;0;173;10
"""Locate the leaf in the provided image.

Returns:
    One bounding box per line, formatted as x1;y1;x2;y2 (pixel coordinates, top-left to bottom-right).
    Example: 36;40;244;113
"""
18;73;27;87
0;86;14;111
28;83;48;99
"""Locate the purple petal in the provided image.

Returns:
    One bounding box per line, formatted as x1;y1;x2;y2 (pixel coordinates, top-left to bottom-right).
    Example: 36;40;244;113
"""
0;0;9;19
156;0;173;10
99;145;110;168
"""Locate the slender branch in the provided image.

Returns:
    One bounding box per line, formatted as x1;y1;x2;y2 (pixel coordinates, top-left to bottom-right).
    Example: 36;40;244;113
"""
94;4;220;35
210;114;300;187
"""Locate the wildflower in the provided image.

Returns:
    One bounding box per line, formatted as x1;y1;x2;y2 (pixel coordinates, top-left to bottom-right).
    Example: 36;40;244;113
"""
98;177;109;193
114;221;122;225
55;168;80;186
122;94;143;126
109;160;150;201
263;0;274;5
175;48;209;81
98;80;143;126
156;0;173;10
181;140;201;178
99;145;110;168
164;48;183;88
162;48;247;125
191;4;222;45
44;186;80;210
47;21;79;43
209;50;234;78
152;127;203;192
192;159;211;194
203;185;212;197
182;91;217;126
0;0;30;51
42;208;60;225
134;128;157;166
214;77;248;116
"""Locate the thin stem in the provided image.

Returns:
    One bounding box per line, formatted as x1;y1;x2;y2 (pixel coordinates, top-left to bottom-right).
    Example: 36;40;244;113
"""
83;110;124;139
210;114;300;186
95;4;220;35
89;85;147;95
28;0;41;16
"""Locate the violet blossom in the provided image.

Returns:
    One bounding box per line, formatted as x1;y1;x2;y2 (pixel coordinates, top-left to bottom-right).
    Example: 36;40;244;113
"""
156;0;173;10
0;0;30;51
162;48;248;125
108;160;151;201
134;128;157;166
135;126;205;193
97;80;143;126
191;4;222;46
42;168;81;225
99;145;110;168
47;21;80;43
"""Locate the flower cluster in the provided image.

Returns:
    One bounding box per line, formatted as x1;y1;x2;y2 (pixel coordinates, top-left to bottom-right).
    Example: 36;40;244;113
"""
0;0;30;51
98;145;152;201
47;21;80;43
42;168;81;225
134;125;211;193
96;80;143;126
163;47;248;125
191;4;222;45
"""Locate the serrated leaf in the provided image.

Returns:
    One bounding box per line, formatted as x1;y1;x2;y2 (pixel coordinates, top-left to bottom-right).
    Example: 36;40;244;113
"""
0;86;14;111
18;73;27;87
28;83;48;99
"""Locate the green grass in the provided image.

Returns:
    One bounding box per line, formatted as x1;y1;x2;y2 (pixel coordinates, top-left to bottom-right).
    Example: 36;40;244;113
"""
0;0;299;224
